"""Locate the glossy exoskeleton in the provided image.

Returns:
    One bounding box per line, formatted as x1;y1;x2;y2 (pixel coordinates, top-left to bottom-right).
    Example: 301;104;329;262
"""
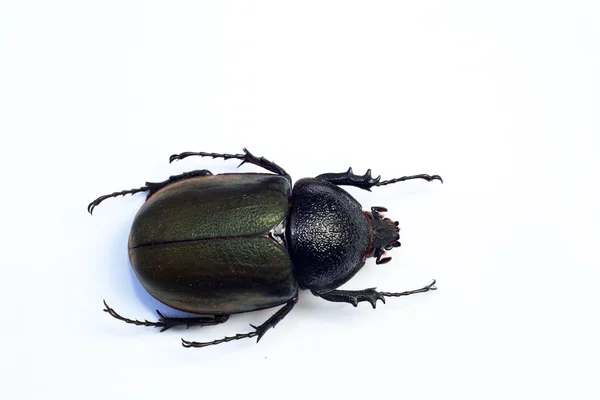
89;149;442;348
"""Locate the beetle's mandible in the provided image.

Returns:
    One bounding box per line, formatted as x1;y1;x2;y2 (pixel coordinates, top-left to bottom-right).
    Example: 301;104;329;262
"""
89;148;442;348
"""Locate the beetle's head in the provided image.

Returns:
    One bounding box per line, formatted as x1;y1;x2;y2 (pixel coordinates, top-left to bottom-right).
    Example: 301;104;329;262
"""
366;206;400;265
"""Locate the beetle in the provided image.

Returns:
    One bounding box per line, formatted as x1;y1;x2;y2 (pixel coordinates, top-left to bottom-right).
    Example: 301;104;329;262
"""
89;148;442;348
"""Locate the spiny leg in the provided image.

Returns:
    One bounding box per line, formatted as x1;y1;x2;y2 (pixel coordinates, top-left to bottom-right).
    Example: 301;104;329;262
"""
313;280;437;308
181;296;298;348
316;168;381;190
377;174;443;186
103;300;229;332
316;167;442;191
169;148;290;182
87;169;212;214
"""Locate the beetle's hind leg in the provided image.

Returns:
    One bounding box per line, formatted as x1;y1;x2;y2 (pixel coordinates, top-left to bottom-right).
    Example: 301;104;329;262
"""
103;300;229;332
181;296;298;348
87;169;212;214
169;148;291;182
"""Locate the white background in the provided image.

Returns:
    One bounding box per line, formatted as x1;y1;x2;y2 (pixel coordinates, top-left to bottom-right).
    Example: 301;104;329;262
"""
1;1;599;399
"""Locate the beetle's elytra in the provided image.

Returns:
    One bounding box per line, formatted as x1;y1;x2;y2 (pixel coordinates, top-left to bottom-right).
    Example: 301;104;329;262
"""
89;149;442;348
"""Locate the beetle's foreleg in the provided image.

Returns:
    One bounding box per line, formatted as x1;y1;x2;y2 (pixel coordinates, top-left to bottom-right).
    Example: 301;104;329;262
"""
313;280;437;308
181;296;298;348
169;148;291;182
87;169;213;214
316;168;381;190
103;300;229;332
316;168;442;191
376;174;443;186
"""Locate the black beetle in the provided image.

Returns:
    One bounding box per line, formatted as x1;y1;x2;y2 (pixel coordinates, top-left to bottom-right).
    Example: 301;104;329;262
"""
89;149;442;348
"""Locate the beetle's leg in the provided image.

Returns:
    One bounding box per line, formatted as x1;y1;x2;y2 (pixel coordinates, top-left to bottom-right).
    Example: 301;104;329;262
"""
316;168;381;190
87;169;212;214
169;148;291;182
103;300;229;332
313;280;436;308
376;174;443;186
316;168;442;191
181;296;298;348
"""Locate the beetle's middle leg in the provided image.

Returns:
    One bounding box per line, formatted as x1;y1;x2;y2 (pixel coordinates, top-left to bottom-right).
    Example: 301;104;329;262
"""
316;168;442;191
312;280;437;308
103;300;229;332
169;148;291;182
87;169;213;214
181;296;298;349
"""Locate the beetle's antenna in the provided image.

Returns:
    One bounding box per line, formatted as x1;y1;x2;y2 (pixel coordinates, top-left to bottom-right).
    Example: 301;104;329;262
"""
376;174;443;186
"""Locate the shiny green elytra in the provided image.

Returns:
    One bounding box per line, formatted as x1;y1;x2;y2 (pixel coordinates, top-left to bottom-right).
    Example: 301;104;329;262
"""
128;173;296;314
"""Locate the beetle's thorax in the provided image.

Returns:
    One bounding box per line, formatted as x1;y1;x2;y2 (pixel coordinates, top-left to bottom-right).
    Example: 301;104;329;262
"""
288;178;371;291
